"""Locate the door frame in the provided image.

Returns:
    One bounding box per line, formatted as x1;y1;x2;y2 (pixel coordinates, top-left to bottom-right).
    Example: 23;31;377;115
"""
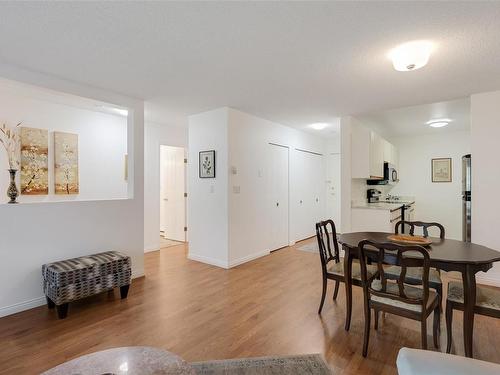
268;142;290;250
159;144;187;242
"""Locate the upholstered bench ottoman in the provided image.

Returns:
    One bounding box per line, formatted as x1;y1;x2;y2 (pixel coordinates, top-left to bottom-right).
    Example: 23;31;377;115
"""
42;251;131;319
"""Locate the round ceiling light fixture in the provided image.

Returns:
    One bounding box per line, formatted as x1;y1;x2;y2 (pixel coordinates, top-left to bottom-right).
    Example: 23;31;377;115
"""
389;40;434;72
427;118;451;128
309;122;329;130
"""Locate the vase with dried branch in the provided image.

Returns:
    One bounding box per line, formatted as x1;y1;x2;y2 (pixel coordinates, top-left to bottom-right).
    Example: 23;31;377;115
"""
0;122;21;203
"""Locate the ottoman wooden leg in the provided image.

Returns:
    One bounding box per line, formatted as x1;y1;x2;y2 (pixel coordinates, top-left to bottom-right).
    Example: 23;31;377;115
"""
56;303;69;319
46;297;55;309
120;284;130;299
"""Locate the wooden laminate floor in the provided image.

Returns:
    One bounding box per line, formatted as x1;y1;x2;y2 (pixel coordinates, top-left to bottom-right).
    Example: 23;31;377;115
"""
1;240;500;374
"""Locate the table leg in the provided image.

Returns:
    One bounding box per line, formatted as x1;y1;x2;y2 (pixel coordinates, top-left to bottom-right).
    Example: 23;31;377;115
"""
461;265;476;358
344;248;353;331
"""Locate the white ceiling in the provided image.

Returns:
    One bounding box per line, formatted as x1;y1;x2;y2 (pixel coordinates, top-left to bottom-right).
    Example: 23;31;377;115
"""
357;98;470;139
0;2;499;132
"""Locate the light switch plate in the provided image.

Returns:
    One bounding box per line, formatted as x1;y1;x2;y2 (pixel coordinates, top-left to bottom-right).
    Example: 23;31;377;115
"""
233;186;241;194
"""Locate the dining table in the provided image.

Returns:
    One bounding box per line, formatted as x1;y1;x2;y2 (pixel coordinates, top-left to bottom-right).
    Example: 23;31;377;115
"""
338;231;500;358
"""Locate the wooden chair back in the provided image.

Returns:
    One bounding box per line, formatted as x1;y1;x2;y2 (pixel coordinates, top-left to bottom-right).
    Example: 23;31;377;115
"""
315;220;340;271
358;240;431;312
395;220;445;239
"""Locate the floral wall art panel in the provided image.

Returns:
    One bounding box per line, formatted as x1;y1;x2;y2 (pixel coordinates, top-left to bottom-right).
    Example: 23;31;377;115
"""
20;127;49;195
54;131;79;194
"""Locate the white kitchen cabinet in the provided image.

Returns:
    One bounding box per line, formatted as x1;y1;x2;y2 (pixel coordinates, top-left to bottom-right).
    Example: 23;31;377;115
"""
369;131;385;179
351;206;403;233
351;122;371;179
351;122;398;179
383;140;399;168
351;123;384;179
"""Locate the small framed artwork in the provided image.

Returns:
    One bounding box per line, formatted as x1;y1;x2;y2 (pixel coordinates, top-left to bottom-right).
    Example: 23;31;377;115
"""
432;158;452;182
199;150;216;178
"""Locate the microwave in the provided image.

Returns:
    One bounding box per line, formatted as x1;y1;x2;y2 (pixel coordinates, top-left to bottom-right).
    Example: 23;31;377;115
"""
385;163;399;184
367;162;399;185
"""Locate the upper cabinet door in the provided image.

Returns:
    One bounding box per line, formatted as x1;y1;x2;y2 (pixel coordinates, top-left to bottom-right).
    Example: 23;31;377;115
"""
351;122;371;178
369;131;384;179
383;140;399;167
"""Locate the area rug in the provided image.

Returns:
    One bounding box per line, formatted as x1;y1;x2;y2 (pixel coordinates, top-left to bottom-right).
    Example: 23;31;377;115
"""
191;354;337;374
297;242;319;253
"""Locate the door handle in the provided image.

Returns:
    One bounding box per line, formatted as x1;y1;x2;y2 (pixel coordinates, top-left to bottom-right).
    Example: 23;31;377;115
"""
163;198;168;201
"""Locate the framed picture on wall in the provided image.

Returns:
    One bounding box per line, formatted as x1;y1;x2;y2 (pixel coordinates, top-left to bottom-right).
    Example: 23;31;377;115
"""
432;158;452;182
199;150;215;178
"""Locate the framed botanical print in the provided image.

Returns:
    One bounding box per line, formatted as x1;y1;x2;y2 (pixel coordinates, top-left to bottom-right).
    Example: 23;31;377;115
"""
432;158;452;182
199;150;215;178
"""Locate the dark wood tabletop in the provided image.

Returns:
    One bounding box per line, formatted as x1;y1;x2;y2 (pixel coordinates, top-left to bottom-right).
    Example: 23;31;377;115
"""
338;232;500;265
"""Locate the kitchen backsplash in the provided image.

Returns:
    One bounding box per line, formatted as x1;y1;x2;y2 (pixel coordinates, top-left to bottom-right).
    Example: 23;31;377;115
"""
351;178;395;204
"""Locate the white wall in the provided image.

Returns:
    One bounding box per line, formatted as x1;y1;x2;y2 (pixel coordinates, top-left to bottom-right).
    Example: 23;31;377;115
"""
340;116;353;233
0;80;128;202
471;90;500;285
187;108;229;268
0;67;144;317
227;108;327;267
187;107;328;268
389;131;470;240
144;122;187;252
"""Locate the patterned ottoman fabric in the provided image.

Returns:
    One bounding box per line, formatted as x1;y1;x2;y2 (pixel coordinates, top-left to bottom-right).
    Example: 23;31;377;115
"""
42;251;131;306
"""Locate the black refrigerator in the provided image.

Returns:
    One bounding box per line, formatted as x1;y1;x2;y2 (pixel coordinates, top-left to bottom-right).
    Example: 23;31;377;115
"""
462;154;471;242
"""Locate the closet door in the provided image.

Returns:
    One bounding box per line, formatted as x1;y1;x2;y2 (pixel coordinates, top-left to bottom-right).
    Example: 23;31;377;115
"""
295;150;324;241
269;144;289;250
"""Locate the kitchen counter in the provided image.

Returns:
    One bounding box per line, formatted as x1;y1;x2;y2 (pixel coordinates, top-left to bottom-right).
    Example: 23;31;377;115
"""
352;202;404;211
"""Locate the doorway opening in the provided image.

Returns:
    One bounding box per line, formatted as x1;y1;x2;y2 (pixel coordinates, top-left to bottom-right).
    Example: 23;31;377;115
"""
159;145;187;248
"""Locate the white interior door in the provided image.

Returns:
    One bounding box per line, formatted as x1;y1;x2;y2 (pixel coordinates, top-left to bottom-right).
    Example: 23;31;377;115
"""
295;150;324;241
269;144;289;251
160;145;186;242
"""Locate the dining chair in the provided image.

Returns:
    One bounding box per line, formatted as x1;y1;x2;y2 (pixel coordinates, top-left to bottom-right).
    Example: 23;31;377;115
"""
358;239;440;357
446;281;500;354
316;220;377;315
386;221;445;309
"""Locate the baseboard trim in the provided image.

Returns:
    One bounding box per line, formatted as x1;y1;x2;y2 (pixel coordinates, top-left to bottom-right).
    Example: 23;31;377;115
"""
187;253;229;269
0;272;145;318
0;296;46;318
229;250;270;268
144;244;160;253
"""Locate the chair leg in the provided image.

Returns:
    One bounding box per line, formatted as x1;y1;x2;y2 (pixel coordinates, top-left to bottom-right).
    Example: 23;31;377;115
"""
374;309;379;331
446;301;453;354
421;318;427;350
362;300;371;357
318;276;327;314
437;284;443;312
332;280;340;301
433;305;440;349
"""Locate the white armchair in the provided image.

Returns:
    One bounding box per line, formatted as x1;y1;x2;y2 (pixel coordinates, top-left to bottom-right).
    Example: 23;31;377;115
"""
397;348;500;375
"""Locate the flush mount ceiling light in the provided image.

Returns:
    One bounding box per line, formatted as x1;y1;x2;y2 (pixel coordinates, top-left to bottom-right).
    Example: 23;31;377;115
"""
427;118;451;128
389;40;434;71
309;122;329;130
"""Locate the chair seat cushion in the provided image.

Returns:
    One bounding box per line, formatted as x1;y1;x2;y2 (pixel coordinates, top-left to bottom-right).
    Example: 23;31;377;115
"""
447;281;500;310
326;260;377;280
370;280;438;312
385;266;442;287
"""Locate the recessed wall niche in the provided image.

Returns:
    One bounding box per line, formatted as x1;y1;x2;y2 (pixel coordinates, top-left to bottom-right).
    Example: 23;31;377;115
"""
0;77;128;203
